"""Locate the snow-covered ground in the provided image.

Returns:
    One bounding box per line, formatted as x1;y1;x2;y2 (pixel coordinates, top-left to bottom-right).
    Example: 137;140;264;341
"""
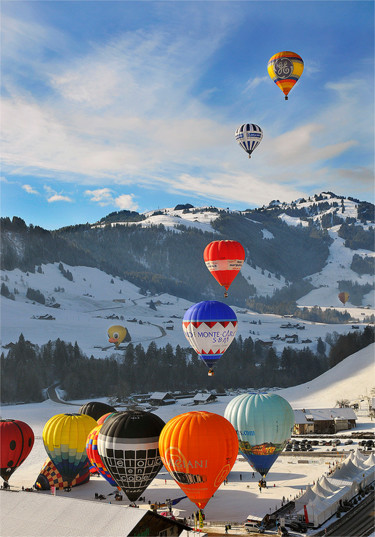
1;344;374;534
1;263;373;360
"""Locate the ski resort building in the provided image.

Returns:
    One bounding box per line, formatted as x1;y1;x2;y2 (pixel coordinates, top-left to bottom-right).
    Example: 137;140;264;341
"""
293;408;357;435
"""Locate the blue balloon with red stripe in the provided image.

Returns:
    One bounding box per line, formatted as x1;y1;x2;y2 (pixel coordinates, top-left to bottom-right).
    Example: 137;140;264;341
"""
182;300;238;375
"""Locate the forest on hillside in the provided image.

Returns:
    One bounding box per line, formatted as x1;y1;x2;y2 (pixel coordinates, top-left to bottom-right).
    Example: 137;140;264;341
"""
1;326;374;404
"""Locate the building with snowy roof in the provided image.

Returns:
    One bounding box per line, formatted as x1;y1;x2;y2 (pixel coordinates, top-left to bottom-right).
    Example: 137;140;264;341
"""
193;392;217;404
149;392;176;405
293;408;357;434
0;490;191;537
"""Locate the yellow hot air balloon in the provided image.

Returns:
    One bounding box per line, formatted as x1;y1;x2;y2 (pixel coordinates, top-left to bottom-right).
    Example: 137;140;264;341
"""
43;413;97;485
338;292;349;305
267;51;304;100
108;325;127;348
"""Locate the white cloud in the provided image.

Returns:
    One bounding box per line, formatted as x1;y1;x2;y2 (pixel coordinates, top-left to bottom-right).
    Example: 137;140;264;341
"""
1;9;373;208
47;194;73;203
114;194;138;211
244;76;269;93
84;188;114;206
22;184;39;195
84;188;138;210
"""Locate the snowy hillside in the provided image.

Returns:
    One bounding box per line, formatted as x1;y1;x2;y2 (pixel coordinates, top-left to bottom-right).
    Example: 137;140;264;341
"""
1;262;373;359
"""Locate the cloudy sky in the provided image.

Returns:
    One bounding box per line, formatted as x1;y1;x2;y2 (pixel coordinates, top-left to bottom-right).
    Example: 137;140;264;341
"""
1;1;374;229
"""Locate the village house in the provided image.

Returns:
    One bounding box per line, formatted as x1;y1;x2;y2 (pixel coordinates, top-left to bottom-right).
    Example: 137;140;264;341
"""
149;392;176;406
193;392;217;405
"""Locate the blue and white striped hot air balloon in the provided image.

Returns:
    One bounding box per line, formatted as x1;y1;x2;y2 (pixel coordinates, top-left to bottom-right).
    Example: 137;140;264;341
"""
235;123;263;158
182;300;237;376
224;393;295;477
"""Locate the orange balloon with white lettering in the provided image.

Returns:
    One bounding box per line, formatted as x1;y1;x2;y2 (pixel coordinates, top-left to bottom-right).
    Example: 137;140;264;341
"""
158;411;238;510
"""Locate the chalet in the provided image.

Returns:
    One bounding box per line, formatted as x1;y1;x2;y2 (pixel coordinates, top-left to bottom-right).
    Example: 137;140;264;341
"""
293;408;357;435
257;340;273;347
149;392;176;405
193;392;217;405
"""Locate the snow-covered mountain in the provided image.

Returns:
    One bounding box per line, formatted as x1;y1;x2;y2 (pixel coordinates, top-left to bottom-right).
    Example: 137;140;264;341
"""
1;193;374;358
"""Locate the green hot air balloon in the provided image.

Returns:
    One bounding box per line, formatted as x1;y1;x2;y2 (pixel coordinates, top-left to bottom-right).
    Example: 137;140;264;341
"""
224;393;294;478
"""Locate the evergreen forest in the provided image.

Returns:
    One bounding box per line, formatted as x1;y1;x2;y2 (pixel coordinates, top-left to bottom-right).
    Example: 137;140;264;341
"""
1;326;374;404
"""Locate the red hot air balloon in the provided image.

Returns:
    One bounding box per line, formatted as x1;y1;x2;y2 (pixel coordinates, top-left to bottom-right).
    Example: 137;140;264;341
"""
0;419;34;483
204;240;245;297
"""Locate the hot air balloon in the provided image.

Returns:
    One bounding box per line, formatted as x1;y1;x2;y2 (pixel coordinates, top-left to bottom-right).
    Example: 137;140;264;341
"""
86;424;119;488
0;419;34;483
97;412;118;426
159;411;238;510
108;325;127;348
224;393;294;478
182;300;238;376
79;401;117;422
34;458;90;490
267;51;304;100
204;240;245;298
338;292;349;305
97;410;165;502
235;123;263;158
43;413;97;485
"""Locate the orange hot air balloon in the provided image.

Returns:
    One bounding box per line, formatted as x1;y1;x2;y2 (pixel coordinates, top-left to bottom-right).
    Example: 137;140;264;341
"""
204;240;245;297
159;411;238;510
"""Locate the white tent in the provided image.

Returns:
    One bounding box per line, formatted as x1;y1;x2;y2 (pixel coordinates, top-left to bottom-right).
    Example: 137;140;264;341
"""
331;459;366;485
319;476;340;494
363;452;375;467
294;484;318;512
311;480;334;498
348;451;367;468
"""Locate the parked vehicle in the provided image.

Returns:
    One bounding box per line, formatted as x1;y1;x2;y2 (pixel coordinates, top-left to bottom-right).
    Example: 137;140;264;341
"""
244;522;265;533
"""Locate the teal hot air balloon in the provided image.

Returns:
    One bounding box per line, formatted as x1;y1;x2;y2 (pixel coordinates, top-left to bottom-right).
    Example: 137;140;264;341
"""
224;393;294;477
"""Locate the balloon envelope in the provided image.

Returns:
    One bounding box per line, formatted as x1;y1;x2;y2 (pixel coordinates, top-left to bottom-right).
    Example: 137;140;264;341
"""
43;413;97;484
204;240;245;294
79;401;117;422
86;424;118;487
338;292;349;305
34;458;90;490
267;51;304;100
97;411;165;502
108;325;127;347
182;300;237;371
224;393;294;477
159;411;238;510
0;419;34;482
97;412;118;426
235;123;263;158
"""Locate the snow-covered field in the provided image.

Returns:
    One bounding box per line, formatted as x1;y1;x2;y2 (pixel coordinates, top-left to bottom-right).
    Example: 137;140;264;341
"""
1;262;373;360
1;344;374;534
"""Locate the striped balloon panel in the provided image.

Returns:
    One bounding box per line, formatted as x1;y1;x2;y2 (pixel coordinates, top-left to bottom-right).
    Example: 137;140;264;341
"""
86;425;117;487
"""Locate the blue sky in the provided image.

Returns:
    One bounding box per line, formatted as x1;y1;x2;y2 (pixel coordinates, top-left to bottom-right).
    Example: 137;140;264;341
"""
1;1;374;229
